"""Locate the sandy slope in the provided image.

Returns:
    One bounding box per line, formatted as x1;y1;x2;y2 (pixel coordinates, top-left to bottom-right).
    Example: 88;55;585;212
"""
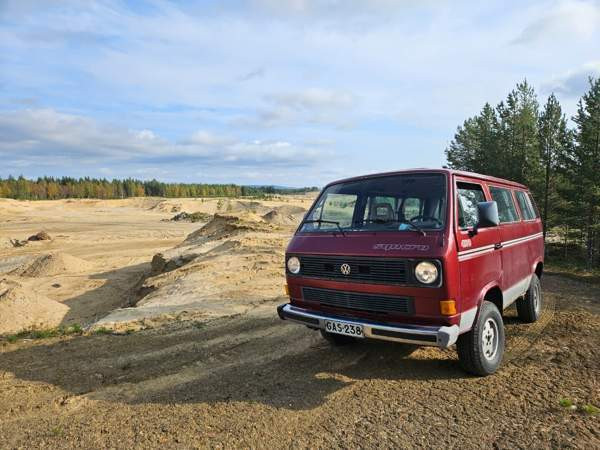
0;196;312;332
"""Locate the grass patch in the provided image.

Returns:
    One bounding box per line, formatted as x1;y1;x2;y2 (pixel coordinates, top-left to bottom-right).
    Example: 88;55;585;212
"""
192;320;206;329
93;327;112;335
559;398;574;408
50;426;64;437
582;404;599;415
3;324;84;343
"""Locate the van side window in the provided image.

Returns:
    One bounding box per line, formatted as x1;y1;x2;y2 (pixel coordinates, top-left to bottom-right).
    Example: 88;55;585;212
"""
489;186;519;223
457;183;485;229
514;190;536;220
526;192;540;218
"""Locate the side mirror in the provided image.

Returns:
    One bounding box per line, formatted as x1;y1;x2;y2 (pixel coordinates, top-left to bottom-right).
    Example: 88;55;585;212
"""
470;201;499;236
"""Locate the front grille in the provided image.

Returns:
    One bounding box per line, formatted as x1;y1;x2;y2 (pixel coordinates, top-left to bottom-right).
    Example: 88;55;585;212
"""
298;255;409;284
302;287;414;315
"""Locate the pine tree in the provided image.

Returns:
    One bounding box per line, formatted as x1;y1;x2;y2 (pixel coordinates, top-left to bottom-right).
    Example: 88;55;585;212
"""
445;103;498;173
538;93;571;236
495;80;541;186
565;77;600;268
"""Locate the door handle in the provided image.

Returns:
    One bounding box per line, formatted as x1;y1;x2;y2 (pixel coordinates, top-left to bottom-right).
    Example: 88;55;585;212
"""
494;243;503;250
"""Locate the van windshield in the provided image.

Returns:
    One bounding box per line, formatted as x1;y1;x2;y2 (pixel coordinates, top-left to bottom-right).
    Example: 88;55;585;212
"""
300;173;447;233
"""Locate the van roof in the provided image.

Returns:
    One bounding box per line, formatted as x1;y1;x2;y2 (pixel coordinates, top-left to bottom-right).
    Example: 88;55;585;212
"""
326;168;528;190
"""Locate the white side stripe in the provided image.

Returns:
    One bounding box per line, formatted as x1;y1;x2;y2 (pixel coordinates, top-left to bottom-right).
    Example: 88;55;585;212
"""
502;232;543;248
458;244;495;256
458;232;542;262
458;248;495;262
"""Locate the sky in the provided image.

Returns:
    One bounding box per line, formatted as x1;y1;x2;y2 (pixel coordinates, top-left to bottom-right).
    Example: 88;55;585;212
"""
1;0;599;187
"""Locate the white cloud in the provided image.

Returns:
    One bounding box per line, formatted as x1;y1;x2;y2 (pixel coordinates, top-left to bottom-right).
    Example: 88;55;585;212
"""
0;108;168;159
180;131;236;147
541;61;600;97
268;88;354;111
235;88;357;128
512;0;600;44
0;109;330;175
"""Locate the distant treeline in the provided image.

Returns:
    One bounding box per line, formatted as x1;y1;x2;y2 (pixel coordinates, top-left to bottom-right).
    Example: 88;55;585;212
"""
0;176;319;200
446;77;600;269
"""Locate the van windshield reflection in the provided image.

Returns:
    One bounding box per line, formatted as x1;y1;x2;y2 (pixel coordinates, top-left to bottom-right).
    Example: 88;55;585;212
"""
299;173;447;233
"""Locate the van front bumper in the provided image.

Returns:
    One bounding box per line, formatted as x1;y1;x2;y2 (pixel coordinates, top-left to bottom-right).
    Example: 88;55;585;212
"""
277;303;459;348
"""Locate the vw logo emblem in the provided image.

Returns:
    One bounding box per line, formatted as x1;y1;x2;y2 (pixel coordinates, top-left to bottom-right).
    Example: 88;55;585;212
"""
340;263;351;275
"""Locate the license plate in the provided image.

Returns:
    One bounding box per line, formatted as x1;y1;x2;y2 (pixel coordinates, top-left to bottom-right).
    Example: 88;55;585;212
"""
324;320;364;338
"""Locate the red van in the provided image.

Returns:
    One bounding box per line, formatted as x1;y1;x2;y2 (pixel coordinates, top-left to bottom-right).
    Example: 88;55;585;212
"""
277;169;544;375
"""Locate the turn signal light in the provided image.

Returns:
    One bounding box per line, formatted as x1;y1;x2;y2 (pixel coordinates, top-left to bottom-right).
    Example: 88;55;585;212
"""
440;300;457;316
284;284;289;296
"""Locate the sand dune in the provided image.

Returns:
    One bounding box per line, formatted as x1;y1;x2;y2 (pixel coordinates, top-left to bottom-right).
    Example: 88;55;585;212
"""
12;252;93;277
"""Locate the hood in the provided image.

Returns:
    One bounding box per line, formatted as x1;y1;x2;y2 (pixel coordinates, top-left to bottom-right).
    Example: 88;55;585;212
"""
286;231;445;258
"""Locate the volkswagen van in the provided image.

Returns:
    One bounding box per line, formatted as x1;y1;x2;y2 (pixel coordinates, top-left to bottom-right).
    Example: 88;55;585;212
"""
277;169;544;375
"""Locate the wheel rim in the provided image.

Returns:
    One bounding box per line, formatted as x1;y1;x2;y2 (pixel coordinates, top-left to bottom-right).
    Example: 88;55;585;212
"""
533;282;541;315
481;318;499;361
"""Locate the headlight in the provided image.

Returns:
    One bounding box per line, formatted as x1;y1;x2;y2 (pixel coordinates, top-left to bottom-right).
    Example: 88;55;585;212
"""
287;256;301;274
415;261;438;284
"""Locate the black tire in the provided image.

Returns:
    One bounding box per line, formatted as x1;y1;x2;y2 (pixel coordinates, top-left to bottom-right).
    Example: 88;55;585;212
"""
457;301;505;376
320;330;356;346
516;274;542;323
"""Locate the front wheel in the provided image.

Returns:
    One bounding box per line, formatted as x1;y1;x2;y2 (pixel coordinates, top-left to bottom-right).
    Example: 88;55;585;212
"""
457;301;505;376
516;274;542;323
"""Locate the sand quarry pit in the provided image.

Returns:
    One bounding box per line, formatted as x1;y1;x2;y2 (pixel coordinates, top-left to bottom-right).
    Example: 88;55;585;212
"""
0;196;598;448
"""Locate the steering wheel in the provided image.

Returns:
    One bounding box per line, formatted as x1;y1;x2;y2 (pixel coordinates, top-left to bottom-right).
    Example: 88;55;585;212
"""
410;215;443;226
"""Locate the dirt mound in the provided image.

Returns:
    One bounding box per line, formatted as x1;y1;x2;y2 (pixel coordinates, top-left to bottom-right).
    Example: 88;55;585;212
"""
261;205;306;226
222;200;270;215
150;200;179;212
170;211;213;223
262;210;296;226
28;231;51;241
150;252;202;275
274;204;306;215
12;252;93;277
181;214;268;246
0;238;17;249
0;279;68;334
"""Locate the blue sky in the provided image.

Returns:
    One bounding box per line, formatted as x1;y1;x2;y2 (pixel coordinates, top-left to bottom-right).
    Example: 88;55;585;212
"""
1;0;599;186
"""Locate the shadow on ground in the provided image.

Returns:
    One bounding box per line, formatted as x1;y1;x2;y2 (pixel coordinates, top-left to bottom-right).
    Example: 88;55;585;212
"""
1;274;589;412
0;314;466;411
58;262;149;326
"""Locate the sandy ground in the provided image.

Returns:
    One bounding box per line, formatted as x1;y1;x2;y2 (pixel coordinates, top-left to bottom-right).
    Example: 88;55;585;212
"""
0;197;598;448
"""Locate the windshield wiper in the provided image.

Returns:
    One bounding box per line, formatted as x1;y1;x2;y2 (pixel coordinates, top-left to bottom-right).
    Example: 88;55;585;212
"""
301;219;346;236
355;219;426;236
